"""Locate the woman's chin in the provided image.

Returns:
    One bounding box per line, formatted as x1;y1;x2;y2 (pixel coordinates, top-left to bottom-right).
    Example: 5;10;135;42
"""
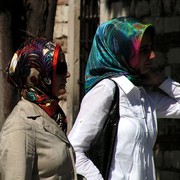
58;89;66;96
140;68;151;75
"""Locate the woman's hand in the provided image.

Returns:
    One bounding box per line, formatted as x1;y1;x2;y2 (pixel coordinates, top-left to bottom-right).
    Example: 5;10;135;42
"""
141;70;167;87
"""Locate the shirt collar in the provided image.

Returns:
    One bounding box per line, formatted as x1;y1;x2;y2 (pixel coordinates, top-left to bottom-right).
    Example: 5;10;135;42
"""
111;75;135;94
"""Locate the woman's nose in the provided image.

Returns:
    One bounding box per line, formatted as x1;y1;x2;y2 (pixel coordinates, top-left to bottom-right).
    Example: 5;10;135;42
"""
150;51;155;60
66;71;71;78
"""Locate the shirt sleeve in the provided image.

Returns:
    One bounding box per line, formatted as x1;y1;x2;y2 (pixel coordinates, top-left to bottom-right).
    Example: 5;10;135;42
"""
68;79;116;180
0;123;35;180
156;77;180;118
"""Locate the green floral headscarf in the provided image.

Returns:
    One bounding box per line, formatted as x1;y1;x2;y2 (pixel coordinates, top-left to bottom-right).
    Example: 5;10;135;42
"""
85;17;155;93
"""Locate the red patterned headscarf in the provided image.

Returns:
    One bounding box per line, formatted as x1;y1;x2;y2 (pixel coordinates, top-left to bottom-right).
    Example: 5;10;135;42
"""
5;37;68;132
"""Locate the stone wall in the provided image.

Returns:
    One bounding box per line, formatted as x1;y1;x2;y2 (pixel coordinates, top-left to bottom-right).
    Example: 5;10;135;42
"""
53;0;80;132
53;0;69;111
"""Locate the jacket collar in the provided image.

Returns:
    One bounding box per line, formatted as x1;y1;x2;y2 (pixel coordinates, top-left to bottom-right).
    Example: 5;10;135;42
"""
19;98;46;118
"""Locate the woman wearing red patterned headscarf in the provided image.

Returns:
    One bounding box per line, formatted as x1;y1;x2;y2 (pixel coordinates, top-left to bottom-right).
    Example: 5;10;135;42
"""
0;37;77;180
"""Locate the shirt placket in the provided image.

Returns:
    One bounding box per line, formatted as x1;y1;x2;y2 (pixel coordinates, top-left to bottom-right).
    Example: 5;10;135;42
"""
139;87;149;180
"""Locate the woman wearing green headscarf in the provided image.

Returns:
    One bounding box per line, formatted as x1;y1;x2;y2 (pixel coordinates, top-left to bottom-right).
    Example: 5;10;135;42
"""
69;17;180;180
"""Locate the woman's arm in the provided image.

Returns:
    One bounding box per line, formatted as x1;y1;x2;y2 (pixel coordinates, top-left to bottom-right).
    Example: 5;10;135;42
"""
154;77;180;118
68;79;116;180
141;71;180;118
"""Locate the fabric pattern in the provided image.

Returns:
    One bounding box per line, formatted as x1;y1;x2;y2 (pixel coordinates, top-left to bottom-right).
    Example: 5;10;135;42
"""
85;17;154;92
5;37;67;132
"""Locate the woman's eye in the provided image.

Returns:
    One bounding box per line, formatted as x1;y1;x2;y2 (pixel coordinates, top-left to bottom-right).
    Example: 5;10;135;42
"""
56;62;67;75
140;47;151;55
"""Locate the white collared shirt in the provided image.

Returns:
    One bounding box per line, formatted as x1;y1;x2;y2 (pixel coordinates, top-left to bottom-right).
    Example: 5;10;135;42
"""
68;76;180;180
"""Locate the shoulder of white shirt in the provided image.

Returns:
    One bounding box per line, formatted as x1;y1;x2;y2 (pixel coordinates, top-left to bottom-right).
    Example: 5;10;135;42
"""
94;75;135;94
111;75;135;94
